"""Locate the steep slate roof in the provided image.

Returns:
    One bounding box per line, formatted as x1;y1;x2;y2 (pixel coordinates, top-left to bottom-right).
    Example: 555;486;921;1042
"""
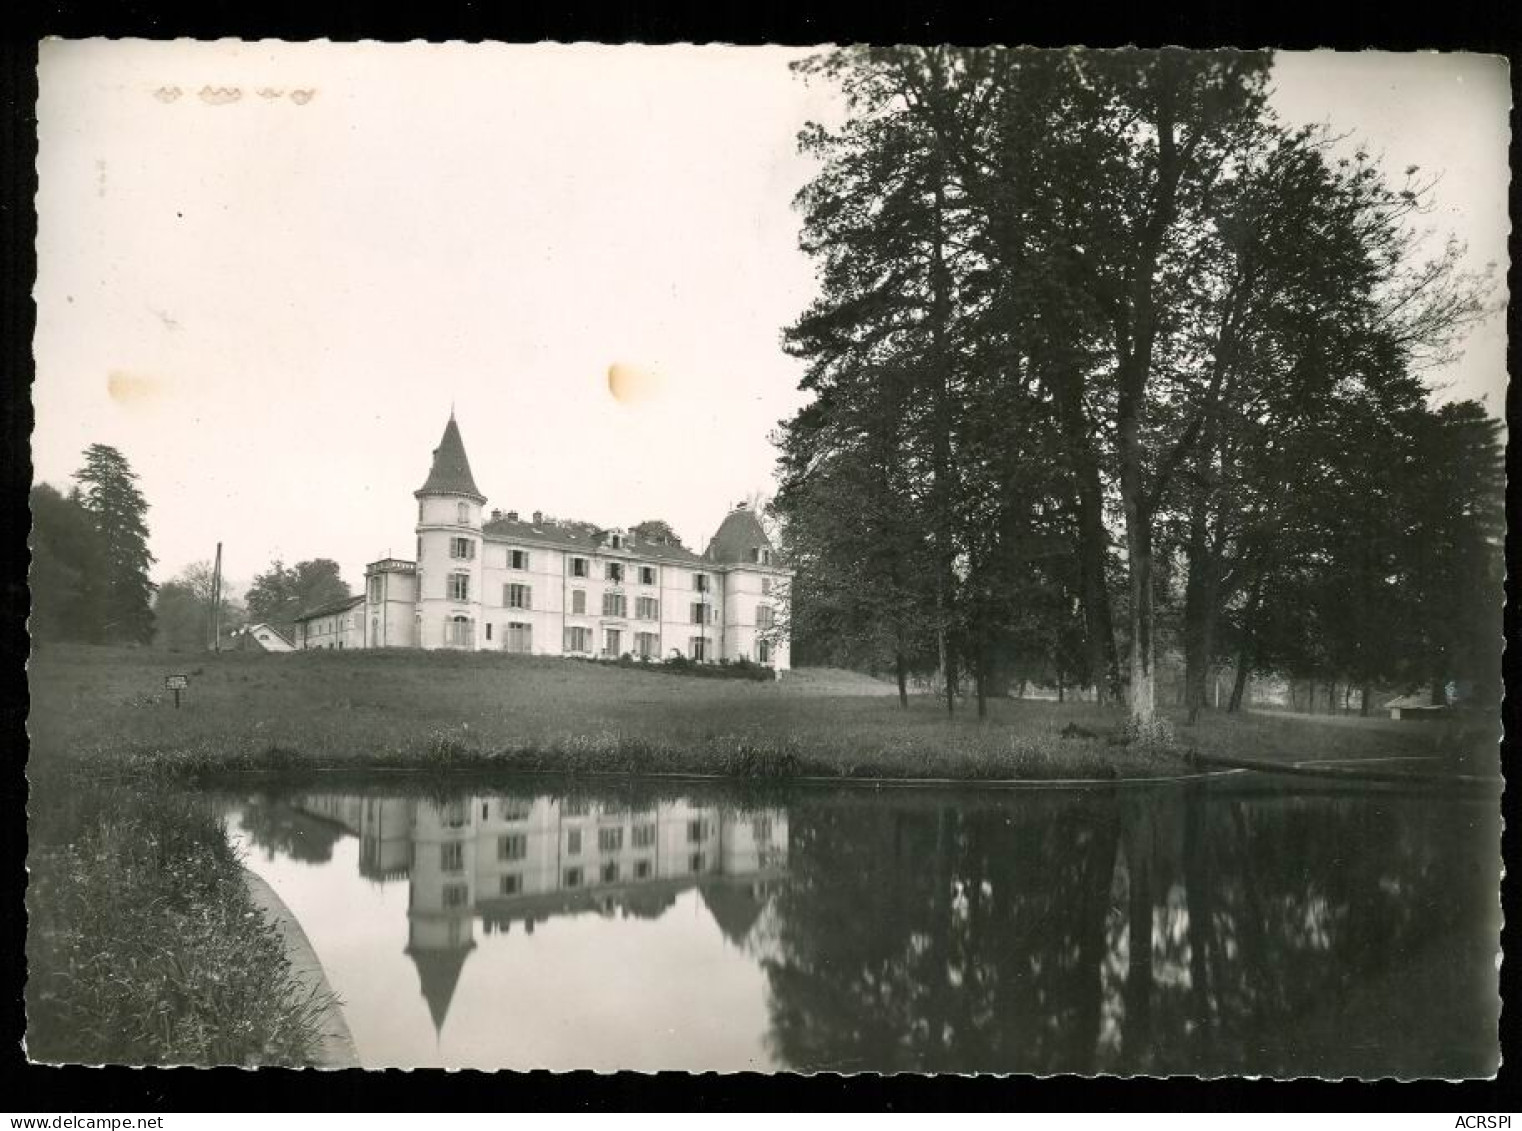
481;513;710;565
406;941;474;1035
416;415;486;501
419;413;759;568
704;505;777;565
699;882;768;946
292;595;363;622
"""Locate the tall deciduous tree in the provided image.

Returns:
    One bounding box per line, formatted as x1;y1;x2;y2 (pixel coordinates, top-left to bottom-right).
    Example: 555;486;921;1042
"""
244;558;350;635
780;48;979;710
779;46;1500;741
1400;400;1505;705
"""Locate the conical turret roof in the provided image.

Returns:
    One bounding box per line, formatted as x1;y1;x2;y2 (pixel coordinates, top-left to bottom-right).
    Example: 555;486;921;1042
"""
699;883;767;946
704;503;776;565
416;414;485;501
407;940;474;1035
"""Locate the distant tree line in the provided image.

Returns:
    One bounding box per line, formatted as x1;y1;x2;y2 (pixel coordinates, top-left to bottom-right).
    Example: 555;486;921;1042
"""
31;442;356;650
773;47;1501;726
154;560;245;651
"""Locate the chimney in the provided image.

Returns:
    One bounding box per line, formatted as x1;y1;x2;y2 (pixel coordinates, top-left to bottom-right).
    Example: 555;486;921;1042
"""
736;500;748;510
490;509;502;521
533;510;543;523
507;510;519;521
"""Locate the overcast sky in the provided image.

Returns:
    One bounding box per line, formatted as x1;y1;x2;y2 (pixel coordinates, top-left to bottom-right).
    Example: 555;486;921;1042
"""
33;42;1510;594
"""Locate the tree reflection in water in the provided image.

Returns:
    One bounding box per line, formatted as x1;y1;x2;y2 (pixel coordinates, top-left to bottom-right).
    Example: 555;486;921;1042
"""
236;794;347;864
759;783;1497;1078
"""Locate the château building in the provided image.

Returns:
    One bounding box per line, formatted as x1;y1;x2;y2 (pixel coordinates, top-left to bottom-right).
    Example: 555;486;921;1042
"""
289;791;788;1036
293;414;791;669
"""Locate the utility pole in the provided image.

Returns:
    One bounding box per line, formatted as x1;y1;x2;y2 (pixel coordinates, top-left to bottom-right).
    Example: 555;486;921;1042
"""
210;542;223;652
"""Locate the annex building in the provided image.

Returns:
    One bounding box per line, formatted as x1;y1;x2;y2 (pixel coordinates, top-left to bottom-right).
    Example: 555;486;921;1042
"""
293;415;791;670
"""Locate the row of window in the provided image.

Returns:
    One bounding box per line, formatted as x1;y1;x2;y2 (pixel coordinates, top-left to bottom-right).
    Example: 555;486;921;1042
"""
442;858;711;906
565;627;665;658
426;803;771;842
447;576;769;626
506;824;663;859
442;857;712;896
445;541;727;591
449;580;772;627
444;853;711;904
439;542;777;595
437;827;770;874
303;615;356;636
494;866;642;896
417;502;477;527
441;615;771;663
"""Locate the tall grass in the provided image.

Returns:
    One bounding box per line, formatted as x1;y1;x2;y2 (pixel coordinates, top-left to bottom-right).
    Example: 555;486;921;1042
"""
26;782;335;1065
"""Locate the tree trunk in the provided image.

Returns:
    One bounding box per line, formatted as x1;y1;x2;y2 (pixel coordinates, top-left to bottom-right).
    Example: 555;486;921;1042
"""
1067;415;1122;706
1072;811;1122;1073
1122;804;1154;1071
1041;346;1120;708
1359;679;1372;718
1228;648;1251;713
939;629;954;717
1183;473;1224;726
926;806;953;1071
1115;75;1183;731
1430;674;1448;707
1123;492;1157;726
1183;786;1213;1067
975;644;989;719
896;649;909;710
929;170;958;722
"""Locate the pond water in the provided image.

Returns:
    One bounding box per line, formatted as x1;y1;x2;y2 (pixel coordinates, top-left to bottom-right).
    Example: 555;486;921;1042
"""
224;777;1499;1077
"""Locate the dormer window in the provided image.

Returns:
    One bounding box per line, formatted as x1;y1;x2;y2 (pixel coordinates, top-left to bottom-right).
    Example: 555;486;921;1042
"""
610;533;624;550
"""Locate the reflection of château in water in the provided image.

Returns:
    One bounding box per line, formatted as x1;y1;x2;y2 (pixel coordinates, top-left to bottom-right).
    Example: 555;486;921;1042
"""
291;793;788;1033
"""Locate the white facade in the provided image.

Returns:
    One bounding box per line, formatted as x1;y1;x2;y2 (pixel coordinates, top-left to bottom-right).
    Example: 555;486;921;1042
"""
293;597;365;650
291;790;787;1033
299;415;792;670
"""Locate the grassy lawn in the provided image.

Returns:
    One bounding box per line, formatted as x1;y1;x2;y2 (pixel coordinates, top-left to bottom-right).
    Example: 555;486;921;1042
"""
26;644;1494;783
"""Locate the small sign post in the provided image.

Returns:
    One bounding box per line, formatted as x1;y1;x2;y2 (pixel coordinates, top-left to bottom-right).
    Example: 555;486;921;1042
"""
165;673;189;709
